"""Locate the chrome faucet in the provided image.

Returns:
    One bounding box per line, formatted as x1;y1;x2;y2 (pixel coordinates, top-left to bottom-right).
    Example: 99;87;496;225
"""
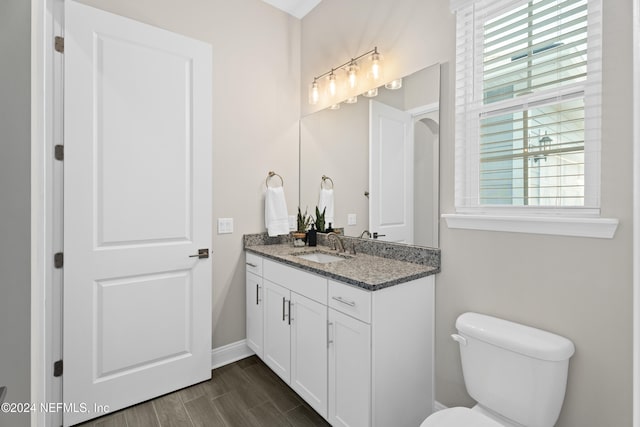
359;230;372;239
326;232;345;253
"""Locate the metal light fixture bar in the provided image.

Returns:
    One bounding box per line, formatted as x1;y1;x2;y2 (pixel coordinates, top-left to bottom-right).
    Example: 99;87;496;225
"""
312;47;379;82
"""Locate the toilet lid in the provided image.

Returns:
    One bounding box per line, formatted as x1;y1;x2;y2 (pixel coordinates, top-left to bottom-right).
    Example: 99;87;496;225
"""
421;407;504;427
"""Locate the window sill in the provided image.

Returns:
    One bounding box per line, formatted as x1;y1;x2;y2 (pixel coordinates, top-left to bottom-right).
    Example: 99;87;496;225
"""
442;213;619;239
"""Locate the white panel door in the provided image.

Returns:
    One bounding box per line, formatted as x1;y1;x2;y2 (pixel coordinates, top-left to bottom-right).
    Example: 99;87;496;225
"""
369;100;414;244
290;292;328;418
263;280;291;383
328;309;371;427
63;2;212;425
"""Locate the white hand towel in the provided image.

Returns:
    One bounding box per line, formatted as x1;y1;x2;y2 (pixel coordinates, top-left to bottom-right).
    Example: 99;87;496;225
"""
318;188;335;225
265;186;290;237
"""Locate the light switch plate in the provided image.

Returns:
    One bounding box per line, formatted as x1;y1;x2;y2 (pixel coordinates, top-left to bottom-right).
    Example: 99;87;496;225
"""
288;215;296;230
347;213;357;226
217;218;234;234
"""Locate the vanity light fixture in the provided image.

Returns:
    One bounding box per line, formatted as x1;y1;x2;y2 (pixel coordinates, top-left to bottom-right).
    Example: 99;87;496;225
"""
345;96;358;104
307;47;383;105
329;103;341;110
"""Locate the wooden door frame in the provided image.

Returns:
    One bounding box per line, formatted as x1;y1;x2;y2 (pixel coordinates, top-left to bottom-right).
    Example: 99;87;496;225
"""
31;0;64;426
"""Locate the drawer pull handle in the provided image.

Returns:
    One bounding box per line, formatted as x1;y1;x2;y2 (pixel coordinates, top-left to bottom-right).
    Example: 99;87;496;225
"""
332;296;356;307
246;262;258;268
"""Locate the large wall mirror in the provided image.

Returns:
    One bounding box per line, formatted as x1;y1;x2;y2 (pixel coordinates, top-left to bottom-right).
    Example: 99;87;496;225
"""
299;63;441;247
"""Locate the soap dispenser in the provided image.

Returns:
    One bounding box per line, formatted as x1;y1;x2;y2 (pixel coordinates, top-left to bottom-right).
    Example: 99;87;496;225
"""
307;224;317;247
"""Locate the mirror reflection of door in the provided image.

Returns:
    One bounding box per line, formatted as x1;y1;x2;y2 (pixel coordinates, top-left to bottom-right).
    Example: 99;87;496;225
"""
369;100;414;244
369;102;440;247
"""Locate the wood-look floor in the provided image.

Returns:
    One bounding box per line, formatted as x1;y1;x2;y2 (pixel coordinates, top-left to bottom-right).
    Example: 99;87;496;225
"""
76;356;331;427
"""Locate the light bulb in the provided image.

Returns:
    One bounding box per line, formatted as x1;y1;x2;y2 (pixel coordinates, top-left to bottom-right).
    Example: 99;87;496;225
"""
363;87;378;98
370;50;382;81
328;72;337;97
329;103;341;110
347;62;358;89
309;79;319;105
345;96;358;104
385;78;402;90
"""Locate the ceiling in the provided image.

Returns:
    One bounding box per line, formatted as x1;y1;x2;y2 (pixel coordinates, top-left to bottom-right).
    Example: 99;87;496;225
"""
261;0;322;19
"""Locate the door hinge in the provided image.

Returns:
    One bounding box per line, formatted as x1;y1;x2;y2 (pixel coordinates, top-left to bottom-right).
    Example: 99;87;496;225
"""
53;360;63;377
54;145;64;161
54;252;63;269
54;36;64;53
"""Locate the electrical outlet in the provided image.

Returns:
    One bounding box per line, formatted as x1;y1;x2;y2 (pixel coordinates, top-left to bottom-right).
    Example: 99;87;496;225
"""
347;213;357;226
288;215;296;230
217;218;234;234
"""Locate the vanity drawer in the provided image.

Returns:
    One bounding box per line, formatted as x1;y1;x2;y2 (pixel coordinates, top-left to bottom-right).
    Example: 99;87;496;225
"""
246;252;263;276
263;259;327;304
328;280;371;323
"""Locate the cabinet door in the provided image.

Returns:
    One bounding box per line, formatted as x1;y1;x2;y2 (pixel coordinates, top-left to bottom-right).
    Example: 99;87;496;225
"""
290;292;328;418
246;271;264;358
328;309;371;427
263;279;291;383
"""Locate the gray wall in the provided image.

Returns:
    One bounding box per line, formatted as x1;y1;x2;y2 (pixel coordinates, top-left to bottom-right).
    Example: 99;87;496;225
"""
301;0;633;425
0;0;31;426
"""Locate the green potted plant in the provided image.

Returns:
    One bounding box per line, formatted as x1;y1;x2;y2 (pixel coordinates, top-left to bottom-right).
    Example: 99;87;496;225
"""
293;207;311;246
315;206;326;232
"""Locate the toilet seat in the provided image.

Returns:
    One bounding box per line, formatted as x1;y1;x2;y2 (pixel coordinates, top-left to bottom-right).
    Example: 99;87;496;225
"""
420;407;504;427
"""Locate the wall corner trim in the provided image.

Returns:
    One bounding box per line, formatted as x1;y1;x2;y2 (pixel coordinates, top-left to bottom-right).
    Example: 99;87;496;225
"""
210;340;254;370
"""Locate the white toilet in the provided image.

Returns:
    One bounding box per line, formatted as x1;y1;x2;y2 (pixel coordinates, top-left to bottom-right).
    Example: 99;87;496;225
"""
422;312;575;427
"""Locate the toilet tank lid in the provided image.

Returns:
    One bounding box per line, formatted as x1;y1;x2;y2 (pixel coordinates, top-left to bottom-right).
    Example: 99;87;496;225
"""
456;312;575;361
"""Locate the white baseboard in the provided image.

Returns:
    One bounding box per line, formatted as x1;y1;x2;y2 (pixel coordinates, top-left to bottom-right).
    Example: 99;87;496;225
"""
433;400;448;412
210;339;254;370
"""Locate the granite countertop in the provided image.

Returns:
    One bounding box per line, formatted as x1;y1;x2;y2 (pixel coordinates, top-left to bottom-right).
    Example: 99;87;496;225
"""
245;243;438;291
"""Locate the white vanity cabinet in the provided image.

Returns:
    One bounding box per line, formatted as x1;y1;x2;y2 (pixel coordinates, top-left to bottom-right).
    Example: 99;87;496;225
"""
328;307;371;427
245;253;264;358
262;258;329;418
262;279;292;381
245;251;434;427
290;291;328;415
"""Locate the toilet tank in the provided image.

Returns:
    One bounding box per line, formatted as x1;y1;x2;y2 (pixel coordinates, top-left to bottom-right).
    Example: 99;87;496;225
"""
455;313;575;427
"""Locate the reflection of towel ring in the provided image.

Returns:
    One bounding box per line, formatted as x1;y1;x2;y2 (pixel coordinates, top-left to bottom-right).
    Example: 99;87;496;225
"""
266;171;284;188
321;175;334;189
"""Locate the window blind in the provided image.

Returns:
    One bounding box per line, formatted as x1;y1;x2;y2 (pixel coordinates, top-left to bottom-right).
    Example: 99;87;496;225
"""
452;0;602;210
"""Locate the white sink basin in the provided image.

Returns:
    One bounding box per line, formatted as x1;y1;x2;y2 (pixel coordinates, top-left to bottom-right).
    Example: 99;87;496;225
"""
295;252;348;264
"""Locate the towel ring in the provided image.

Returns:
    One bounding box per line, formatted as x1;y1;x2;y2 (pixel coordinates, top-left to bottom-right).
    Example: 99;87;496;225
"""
321;175;334;189
266;171;284;188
